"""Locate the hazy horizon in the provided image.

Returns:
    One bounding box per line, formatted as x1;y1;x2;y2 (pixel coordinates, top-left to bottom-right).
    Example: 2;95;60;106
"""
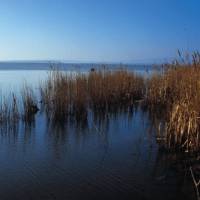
0;58;166;65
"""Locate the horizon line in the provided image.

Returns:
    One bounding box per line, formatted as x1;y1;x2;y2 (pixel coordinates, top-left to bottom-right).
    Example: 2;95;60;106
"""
0;57;173;65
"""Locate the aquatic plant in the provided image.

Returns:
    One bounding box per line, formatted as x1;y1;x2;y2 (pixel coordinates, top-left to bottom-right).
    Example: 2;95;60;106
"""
145;52;200;152
21;83;39;122
40;69;70;122
40;67;145;123
0;56;198;152
0;93;19;125
71;74;88;121
88;68;145;115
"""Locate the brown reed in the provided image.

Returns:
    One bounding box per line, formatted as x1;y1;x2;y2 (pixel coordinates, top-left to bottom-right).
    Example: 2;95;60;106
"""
0;93;20;125
88;69;144;112
40;68;145;123
40;69;70;122
145;52;200;152
0;57;198;152
21;84;39;122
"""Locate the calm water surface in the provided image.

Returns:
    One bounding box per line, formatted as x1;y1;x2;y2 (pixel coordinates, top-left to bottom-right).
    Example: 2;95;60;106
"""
0;63;194;200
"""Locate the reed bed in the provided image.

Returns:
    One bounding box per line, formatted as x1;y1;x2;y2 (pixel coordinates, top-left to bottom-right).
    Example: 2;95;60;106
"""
71;74;88;121
0;57;198;152
40;69;71;122
145;52;200;152
88;69;144;112
40;68;145;123
0;93;19;125
21;84;39;122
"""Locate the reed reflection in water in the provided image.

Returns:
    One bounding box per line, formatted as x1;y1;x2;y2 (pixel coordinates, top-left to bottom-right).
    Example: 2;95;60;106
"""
0;107;192;200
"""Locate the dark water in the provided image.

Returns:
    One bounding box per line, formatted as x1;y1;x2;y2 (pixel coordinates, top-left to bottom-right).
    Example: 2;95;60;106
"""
0;63;194;200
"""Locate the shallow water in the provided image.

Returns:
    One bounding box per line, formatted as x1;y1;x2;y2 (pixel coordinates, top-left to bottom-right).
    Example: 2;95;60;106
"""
0;63;194;200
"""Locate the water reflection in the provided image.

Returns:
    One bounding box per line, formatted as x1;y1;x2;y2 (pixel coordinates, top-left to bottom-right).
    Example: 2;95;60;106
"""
0;106;195;199
152;149;196;200
0;123;19;145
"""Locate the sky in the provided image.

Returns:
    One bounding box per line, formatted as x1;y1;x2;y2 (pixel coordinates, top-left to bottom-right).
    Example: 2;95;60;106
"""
0;0;200;63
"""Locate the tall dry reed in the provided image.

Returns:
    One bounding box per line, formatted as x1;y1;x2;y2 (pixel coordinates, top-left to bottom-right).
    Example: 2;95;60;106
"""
21;84;39;122
145;52;200;151
40;68;145;123
88;69;144;112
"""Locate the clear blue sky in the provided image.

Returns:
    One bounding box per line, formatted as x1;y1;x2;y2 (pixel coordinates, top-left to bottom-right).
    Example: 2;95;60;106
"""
0;0;199;63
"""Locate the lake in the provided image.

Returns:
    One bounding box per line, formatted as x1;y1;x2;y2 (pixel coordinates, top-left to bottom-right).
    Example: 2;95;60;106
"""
0;62;194;200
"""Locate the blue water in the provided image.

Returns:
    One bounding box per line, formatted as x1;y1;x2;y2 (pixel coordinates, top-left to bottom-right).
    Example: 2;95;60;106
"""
0;62;156;98
0;63;193;200
0;62;157;72
0;62;159;94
